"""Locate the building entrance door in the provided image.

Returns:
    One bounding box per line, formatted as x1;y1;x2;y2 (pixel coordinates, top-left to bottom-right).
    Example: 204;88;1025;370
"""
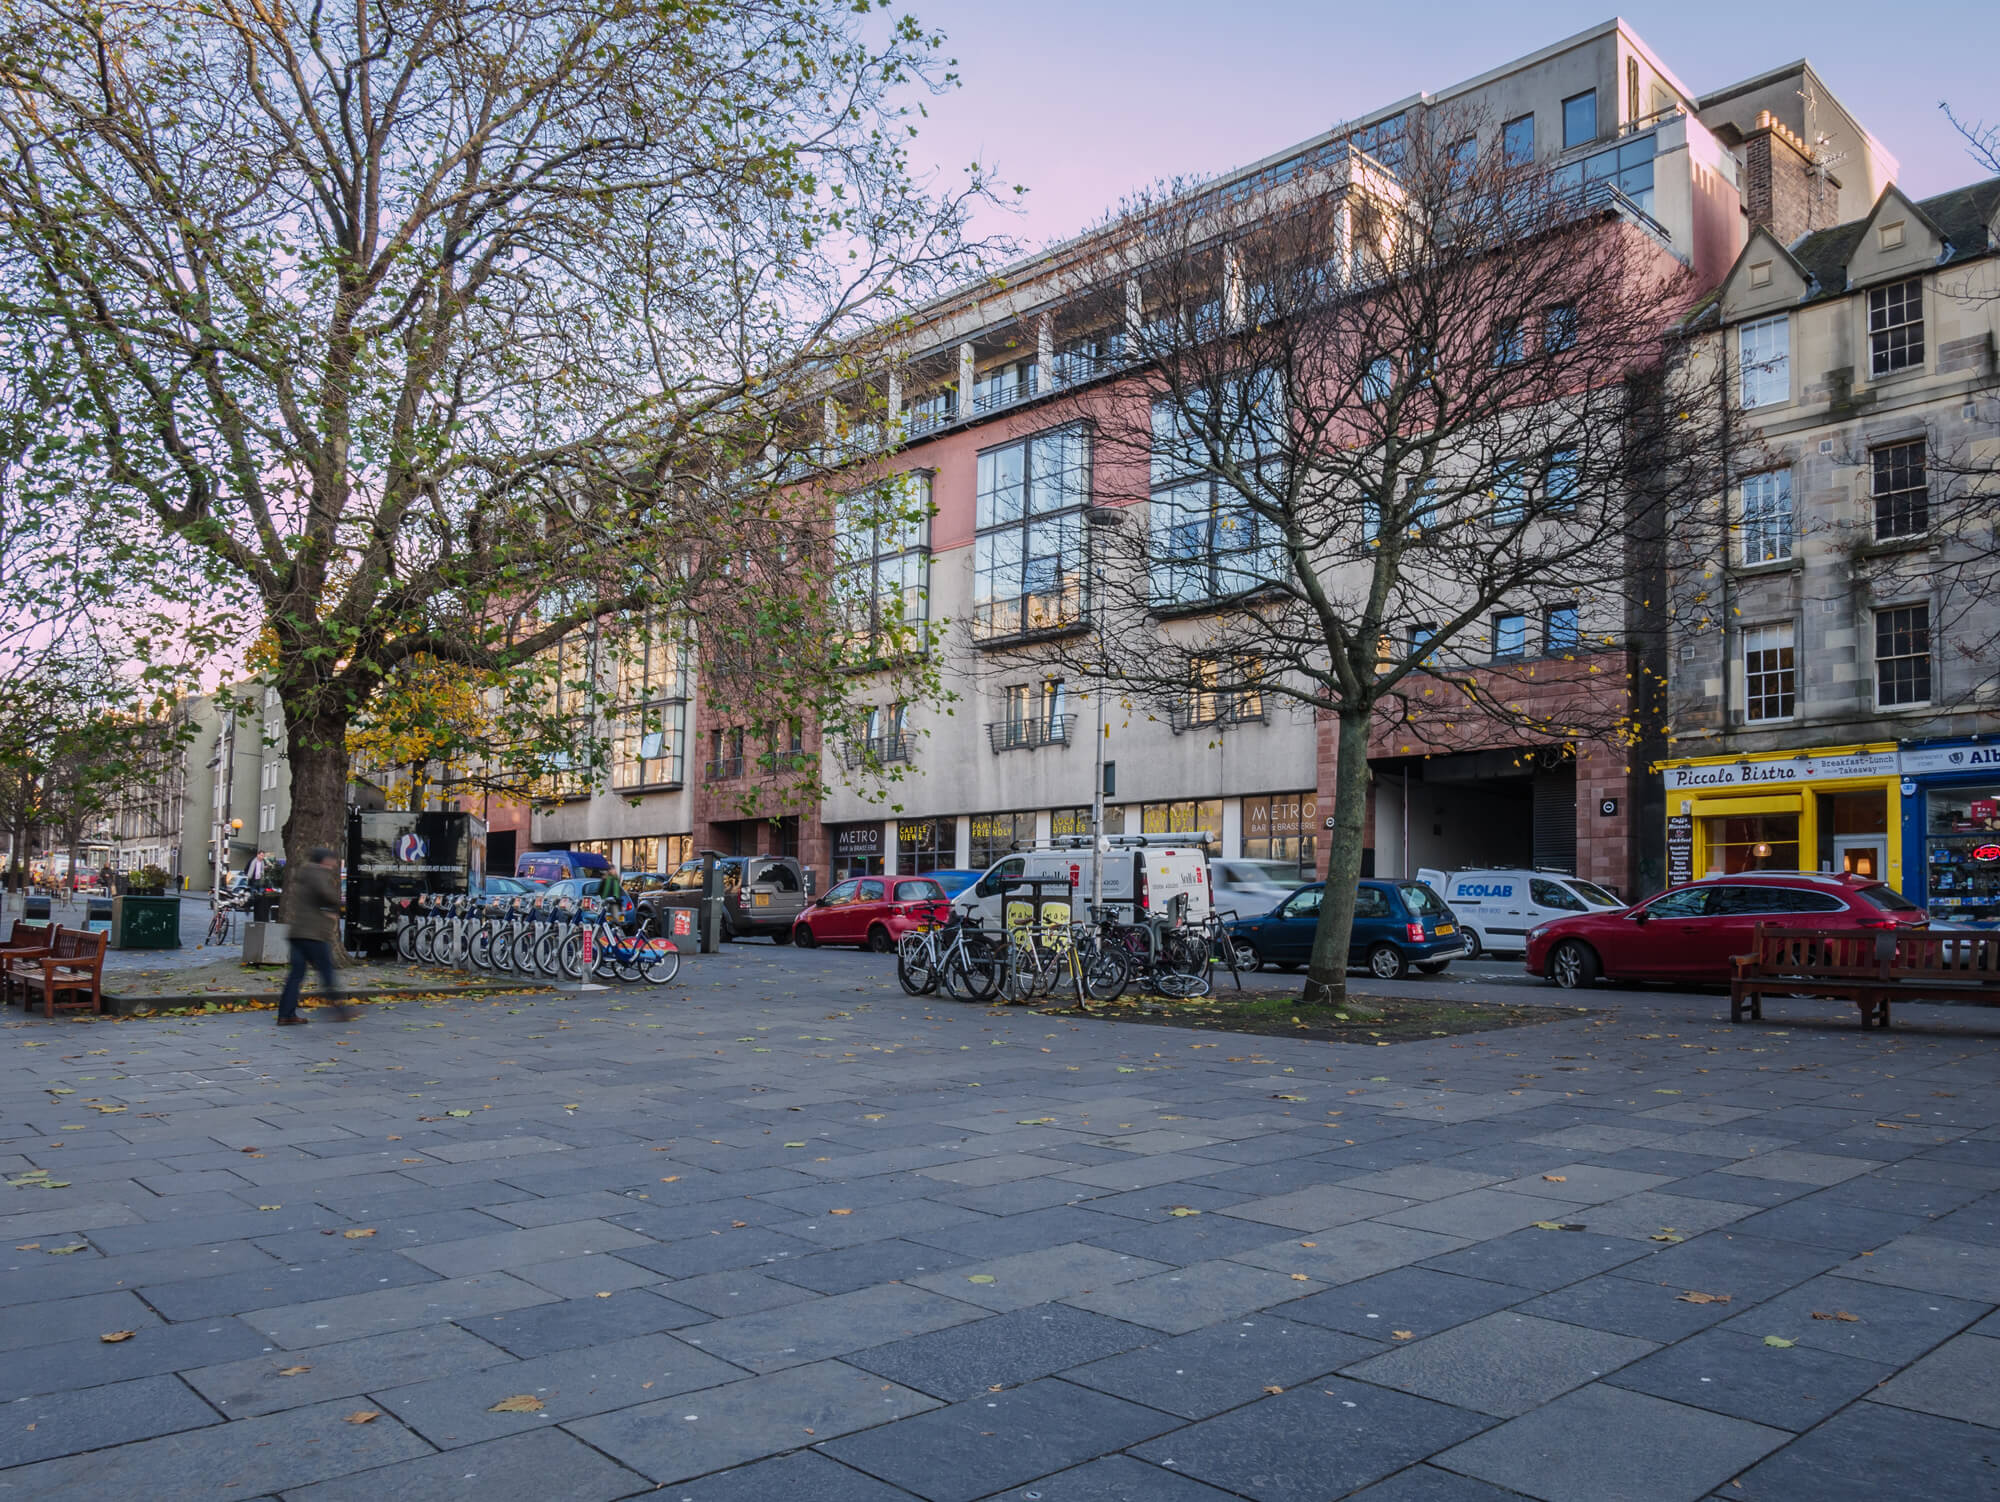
1833;836;1883;879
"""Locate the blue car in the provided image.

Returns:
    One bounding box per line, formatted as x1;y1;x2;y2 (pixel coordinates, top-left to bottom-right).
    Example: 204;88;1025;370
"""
923;869;986;899
1225;879;1469;980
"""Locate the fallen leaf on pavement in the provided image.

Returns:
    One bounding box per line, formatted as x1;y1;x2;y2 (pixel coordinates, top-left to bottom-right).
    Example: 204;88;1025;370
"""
1262;1385;1285;1394
46;1244;86;1254
446;1110;472;1118
966;1275;997;1284
1811;1311;1861;1322
344;1410;381;1423
1168;1208;1202;1217
1678;1291;1731;1305
488;1395;544;1412
1290;1273;1310;1281
99;1331;134;1343
1543;1175;1567;1183
343;1228;377;1239
829;1209;853;1216
277;1366;311;1376
1391;1330;1414;1341
1763;1336;1795;1348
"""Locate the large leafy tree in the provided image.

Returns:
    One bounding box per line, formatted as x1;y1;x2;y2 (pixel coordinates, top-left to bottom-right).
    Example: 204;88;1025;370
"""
1025;110;1723;1003
0;0;988;869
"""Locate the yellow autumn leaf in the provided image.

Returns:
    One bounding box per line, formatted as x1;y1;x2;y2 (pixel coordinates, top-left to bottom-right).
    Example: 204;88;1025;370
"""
1763;1336;1795;1348
277;1366;311;1376
488;1395;545;1413
99;1330;135;1343
966;1274;997;1284
344;1410;381;1423
1391;1330;1414;1340
1167;1208;1202;1217
343;1228;377;1239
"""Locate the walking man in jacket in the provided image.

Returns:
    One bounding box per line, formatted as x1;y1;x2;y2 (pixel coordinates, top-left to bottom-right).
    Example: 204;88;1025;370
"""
278;846;352;1025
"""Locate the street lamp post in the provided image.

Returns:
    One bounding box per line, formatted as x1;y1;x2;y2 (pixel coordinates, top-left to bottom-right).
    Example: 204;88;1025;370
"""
1084;505;1127;911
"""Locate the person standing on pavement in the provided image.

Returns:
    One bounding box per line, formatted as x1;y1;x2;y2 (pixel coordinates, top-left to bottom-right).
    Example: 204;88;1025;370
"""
277;846;352;1026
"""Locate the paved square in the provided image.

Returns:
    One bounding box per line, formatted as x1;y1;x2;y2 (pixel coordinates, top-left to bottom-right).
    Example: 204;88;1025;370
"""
3;946;1998;1499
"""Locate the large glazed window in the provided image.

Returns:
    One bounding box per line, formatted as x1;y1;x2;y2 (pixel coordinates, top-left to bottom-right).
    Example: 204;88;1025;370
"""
974;426;1091;641
1149;373;1288;607
835;472;932;658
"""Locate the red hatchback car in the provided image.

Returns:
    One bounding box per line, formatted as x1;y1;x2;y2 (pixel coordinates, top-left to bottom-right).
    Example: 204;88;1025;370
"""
1525;871;1928;990
794;876;951;952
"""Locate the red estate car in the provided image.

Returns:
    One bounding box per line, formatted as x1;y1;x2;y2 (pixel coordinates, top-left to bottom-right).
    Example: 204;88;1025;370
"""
1525;871;1928;989
793;876;950;952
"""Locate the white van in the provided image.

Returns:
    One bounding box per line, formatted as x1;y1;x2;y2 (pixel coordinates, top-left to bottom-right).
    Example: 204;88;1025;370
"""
952;839;1213;928
1421;868;1625;958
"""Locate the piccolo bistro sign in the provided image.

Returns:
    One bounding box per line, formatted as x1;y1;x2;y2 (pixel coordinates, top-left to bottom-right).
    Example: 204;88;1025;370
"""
1661;750;1900;790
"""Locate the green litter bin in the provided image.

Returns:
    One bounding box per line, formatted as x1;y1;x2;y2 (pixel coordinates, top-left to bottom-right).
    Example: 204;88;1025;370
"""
112;895;182;949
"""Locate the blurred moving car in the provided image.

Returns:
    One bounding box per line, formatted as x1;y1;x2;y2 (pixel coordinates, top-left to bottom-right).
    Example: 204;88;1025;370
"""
516;850;612;883
1524;871;1928;990
1224;879;1468;979
474;875;538;897
541;877;604;901
1209;859;1306;917
794;876;950;951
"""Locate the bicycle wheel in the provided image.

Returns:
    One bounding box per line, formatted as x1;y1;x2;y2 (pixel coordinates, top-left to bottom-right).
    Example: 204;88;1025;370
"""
943;938;1000;1001
897;933;939;995
468;926;492;970
590;927;621;981
1082;940;1130;1002
638;938;681;985
396;916;418;961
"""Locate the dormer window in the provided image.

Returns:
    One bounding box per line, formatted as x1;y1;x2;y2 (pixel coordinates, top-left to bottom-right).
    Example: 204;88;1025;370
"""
1868;278;1924;376
1877;220;1906;251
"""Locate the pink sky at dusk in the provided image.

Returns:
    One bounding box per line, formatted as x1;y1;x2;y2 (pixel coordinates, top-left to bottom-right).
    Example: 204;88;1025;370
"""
902;1;1992;251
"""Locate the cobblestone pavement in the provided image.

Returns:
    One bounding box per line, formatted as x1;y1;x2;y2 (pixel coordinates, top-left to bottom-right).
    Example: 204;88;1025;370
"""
2;945;1997;1500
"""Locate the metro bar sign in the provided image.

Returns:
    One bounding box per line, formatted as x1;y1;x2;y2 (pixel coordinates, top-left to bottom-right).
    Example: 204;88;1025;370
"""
1661;749;1899;791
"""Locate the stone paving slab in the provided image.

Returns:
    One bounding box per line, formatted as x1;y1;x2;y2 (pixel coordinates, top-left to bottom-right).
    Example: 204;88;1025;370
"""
4;944;2000;1499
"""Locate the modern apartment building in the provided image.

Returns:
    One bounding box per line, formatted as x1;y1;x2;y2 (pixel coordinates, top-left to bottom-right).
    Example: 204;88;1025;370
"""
755;19;1898;898
1668;163;2000;906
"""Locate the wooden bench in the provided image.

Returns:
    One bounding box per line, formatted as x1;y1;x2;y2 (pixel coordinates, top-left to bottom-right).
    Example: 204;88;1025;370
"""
13;928;108;1017
0;922;60;1007
1731;925;2000;1029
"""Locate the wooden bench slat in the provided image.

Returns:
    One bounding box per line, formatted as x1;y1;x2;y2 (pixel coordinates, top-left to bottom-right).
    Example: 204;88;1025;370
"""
1731;924;2000;1030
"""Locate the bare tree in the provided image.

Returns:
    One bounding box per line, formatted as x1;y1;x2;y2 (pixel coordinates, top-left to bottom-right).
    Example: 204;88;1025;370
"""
0;0;995;873
1016;111;1721;1003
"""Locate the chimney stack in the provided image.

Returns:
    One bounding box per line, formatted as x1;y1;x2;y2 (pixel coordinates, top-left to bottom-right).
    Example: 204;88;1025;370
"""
1741;110;1816;246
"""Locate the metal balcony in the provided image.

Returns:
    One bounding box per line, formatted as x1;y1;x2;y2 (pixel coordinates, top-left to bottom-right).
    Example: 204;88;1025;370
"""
1168;700;1270;734
841;733;911;768
986;715;1073;753
703;756;744;782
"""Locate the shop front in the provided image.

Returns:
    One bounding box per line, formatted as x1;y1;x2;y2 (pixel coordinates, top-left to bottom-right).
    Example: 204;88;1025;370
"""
830;823;885;877
1898;740;2000;919
1659;744;1902;888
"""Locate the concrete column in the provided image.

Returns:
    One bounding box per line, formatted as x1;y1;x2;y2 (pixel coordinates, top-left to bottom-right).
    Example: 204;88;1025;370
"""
1222;245;1246;331
955;815;973;869
958;343;975;412
886;369;902;420
1332;203;1354;285
882;819;900;876
1036;316;1056;387
1124;279;1144;342
823;397;839;447
1221;797;1244;859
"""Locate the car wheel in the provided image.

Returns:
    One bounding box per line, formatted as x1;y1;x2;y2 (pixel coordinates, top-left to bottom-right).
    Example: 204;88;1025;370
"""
1550;940;1601;990
1461;928;1483;961
1415;960;1450;975
866;925;894;954
793;925;816;949
1367;943;1408;980
1230;939;1263;973
771;926;793;946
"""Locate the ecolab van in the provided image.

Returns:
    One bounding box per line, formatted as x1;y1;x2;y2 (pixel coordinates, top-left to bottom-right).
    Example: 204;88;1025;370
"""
1421;868;1625;957
951;838;1212;927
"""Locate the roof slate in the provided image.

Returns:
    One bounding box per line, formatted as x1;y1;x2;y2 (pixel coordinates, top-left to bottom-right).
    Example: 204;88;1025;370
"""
1788;176;2000;298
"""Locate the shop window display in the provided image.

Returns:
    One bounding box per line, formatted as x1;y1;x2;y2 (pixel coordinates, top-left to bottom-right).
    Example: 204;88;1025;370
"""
1923;788;2000;916
1704;814;1800;874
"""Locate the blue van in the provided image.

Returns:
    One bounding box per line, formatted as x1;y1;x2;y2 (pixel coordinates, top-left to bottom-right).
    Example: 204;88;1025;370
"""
1224;879;1468;979
516;850;613;884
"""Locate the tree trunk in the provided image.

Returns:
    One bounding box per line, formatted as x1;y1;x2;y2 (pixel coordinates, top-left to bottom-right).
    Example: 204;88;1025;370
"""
408;761;425;814
281;714;349;927
1304;709;1374;1007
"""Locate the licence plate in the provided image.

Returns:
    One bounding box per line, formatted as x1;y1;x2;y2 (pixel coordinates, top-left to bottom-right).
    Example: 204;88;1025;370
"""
1434;924;1454;935
753;893;770;907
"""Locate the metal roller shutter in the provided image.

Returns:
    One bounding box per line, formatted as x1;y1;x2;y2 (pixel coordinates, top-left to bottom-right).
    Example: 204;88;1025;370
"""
1532;766;1577;873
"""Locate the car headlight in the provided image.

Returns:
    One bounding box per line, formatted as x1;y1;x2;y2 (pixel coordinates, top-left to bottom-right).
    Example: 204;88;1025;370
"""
1527;925;1550;943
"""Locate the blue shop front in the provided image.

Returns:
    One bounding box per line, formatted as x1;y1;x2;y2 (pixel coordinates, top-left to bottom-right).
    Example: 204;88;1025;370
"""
1899;738;2000;921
